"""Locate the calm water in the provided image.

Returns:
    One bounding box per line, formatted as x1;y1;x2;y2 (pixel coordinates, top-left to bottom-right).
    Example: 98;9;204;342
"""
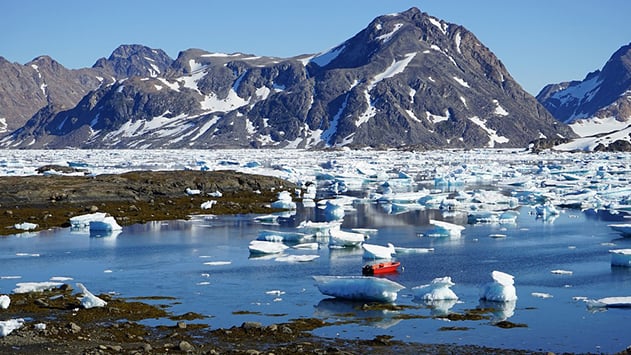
1;202;630;353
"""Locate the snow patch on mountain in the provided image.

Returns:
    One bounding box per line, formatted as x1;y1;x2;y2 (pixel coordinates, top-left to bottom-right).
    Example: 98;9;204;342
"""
468;116;509;147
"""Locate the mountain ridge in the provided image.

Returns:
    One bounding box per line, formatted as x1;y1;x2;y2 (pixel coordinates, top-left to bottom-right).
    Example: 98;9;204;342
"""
1;7;575;149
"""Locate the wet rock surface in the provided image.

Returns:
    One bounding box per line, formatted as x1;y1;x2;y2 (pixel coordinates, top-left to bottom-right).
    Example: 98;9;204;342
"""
0;169;293;236
0;286;570;355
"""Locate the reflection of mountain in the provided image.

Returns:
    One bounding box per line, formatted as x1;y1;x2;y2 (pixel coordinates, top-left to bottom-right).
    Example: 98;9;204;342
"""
314;298;402;329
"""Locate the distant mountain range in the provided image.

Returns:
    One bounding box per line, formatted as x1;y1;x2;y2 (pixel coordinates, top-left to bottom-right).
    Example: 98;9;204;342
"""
536;43;631;151
2;7;626;150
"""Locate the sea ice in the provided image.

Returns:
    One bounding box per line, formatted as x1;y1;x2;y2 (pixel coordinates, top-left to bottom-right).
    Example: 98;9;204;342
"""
89;216;122;232
13;281;63;293
270;191;296;210
312;275;405;303
69;212;108;229
14;222;38;231
428;219;465;237
480;270;517;302
76;283;107;309
585;296;631;309
362;243;396;259
608;224;631;237
248;240;288;255
328;226;365;247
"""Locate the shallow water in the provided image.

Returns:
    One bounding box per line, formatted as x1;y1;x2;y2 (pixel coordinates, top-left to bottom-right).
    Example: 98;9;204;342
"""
1;201;630;353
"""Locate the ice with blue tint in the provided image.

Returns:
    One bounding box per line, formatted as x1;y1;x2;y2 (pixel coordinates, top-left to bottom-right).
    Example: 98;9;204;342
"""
312;275;406;302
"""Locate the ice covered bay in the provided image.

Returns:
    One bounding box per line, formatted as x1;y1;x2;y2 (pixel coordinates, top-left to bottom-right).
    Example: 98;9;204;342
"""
1;149;631;353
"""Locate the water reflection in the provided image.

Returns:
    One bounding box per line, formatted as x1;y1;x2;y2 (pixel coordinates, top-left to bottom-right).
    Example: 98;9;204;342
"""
478;299;516;323
313;298;402;329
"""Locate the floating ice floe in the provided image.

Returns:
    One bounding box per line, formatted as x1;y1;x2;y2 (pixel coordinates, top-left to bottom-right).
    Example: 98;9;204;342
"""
413;276;458;301
312;275;405;303
427;220;465;237
89;216;122;232
257;229;314;243
297;220;342;237
394;246;434;254
13;281;63;293
480;270;517;302
0;318;24;337
270;191;296;210
0;295;10;309
76;283;107;309
328;226;365;247
362;243;396;259
274;255;320;263
609;249;631;267
248;240;289;255
608;224;631;237
535;202;560;219
585;296;631;309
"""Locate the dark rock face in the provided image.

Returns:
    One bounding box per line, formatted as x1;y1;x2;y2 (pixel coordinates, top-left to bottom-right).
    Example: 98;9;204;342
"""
1;7;575;149
537;43;631;124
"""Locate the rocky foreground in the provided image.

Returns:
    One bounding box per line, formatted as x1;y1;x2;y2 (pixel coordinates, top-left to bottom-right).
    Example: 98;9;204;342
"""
1;169;628;354
0;168;294;236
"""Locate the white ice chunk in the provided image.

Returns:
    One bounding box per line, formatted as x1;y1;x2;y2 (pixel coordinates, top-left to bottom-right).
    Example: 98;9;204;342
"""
270;191;296;210
480;270;517;302
76;283;107;309
248;240;288;255
413;276;459;301
89;216;122;232
328;226;365;247
313;275;405;303
586;296;631;309
14;222;38;230
0;318;24;337
0;295;10;309
13;282;63;293
185;187;201;195
428;220;465;237
362;243;396;259
70;212;108;229
201;200;217;209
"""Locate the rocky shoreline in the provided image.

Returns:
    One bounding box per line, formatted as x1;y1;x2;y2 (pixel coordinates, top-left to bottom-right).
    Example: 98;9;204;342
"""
0;169;294;236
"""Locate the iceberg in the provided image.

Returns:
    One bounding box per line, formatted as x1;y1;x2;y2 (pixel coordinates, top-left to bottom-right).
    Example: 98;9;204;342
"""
248;240;288;255
328;226;365;247
76;283;107;309
312;275;405;303
609;249;631;267
428;219;465;237
69;212;108;229
585;296;631;309
413;276;459;301
14;222;39;231
480;270;517;302
257;229;314;243
362;243;396;260
270;191;296;210
89;216;122;232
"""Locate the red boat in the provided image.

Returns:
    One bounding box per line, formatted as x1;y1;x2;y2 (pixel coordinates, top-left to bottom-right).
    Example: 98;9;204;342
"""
362;261;400;275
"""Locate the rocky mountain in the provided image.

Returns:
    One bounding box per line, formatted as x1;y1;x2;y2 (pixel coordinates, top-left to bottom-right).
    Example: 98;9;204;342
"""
1;7;575;149
537;43;631;151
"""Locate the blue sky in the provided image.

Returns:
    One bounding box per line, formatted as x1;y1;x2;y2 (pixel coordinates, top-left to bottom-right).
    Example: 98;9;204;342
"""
1;0;629;95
